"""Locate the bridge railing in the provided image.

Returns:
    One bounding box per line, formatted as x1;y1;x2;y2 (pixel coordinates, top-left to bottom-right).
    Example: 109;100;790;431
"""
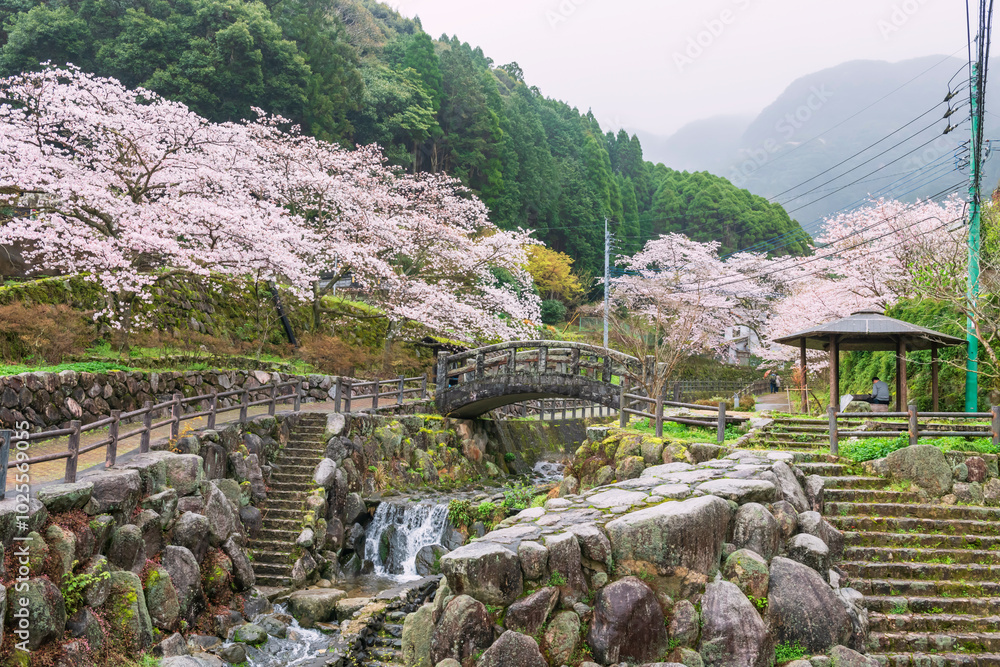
332;375;429;413
490;399;617;421
437;341;642;392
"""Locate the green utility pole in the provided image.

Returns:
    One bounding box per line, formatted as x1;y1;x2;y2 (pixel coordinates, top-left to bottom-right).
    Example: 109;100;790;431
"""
603;216;610;349
966;61;981;412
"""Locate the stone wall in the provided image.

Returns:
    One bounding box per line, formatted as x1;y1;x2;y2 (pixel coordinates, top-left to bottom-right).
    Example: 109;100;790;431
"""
0;410;296;664
865;444;1000;504
0;369;342;431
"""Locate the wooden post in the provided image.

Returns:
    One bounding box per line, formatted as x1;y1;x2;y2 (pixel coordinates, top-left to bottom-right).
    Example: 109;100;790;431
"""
828;406;838;455
268;382;277;416
207;389;218;430
829;336;840;409
896;338;907;412
333;378;342;412
717;402;727;444
240;388;249;422
800;339;808;414
398;376;405;406
140;401;152;453
908;403;918;447
992;406;1000;448
171;393;182;438
0;430;9;499
619;378;628;428
373;380;380;412
344;382;352;413
673;382;680;402
107;409;121;468
437;355;448;392
931;345;940;412
421;374;428;399
561;401;567;421
655;394;664;438
66;420;81;483
294;379;302;411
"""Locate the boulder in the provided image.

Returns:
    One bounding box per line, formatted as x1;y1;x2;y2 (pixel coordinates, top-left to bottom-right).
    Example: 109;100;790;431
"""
698;479;776;504
544;531;588;605
37;481;93;513
83;468;141;516
239;505;262;538
108;524;145;572
787;533;830;574
291;552;318;587
402;604;435;667
966;456;988;483
164;454;205;497
617;456;646;480
690;443;725;463
203;484;240;546
731;503;780;561
106;571;154;649
605;496;731;595
770;501;799;539
232;623;268;645
162;546;205;623
441;540;523;606
344;492;365;525
210;479;242;509
415;544;449;576
504;587;559;636
544;610;580;665
767;557;852;652
569;523;613;567
670;599;700;647
699;579;771;667
172;512;210;563
430;595;494;667
986;478;1000;506
222;538;255;591
885;445;953;496
143;565;181;631
588;577;667;664
829;644;879;667
80;556;111;608
517;541;549;581
152;632;189;658
722;549;769;600
313;459;337;489
953;482;985;505
285;588;347;628
217;643;246;664
20;578;65;650
771;462;809;512
805;476;824;513
477;630;547;667
44;524;76;578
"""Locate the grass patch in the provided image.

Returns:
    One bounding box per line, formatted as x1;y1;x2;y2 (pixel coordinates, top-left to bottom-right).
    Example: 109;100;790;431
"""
624;417;742;444
840;434;999;462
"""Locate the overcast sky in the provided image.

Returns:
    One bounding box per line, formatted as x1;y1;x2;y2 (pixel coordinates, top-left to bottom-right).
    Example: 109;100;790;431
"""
390;0;970;139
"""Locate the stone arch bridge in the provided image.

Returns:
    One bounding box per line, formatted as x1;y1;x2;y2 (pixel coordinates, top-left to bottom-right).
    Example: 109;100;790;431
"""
435;341;644;418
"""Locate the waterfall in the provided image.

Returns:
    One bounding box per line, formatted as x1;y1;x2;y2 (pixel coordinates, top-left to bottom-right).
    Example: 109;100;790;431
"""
363;501;450;579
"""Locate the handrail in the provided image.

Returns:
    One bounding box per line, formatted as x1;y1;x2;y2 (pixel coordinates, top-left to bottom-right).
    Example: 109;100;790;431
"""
827;404;1000;456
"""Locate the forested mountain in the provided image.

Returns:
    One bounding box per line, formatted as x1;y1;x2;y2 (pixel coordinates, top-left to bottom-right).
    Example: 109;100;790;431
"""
0;0;811;274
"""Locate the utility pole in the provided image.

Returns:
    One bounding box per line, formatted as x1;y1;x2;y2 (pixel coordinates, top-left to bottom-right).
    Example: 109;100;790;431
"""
604;217;610;349
967;61;982;412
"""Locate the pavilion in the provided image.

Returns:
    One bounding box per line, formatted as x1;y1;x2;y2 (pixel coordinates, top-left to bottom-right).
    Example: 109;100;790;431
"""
772;309;967;412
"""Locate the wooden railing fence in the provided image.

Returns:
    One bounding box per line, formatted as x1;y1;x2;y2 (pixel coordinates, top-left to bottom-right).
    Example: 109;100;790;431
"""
827;404;1000;456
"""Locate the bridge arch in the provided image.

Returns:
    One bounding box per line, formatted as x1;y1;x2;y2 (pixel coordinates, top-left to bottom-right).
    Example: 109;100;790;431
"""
435;341;643;418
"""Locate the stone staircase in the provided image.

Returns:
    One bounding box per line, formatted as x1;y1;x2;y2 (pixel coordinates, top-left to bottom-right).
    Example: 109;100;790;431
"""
818;460;1000;666
364;611;405;667
250;413;328;589
755;416;861;451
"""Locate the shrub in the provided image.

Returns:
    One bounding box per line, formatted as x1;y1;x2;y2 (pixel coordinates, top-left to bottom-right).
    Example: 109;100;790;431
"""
0;302;93;363
298;333;376;375
540;299;567;325
774;640;808;663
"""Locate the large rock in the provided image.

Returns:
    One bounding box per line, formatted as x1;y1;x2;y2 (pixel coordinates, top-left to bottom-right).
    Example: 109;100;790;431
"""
285;588;347;628
698;479;776;504
37;481;93;513
545;532;588;605
203;484;240;546
162;546;205;623
106;571;154;649
805;476;824;513
722;549;769;600
83;468;142;516
44;524;76;578
588;576;667;664
605;496;731;595
19;578;65;650
222;538;255;591
430;595;494;667
313;459;337;489
767;557;852;652
787;533;830;574
477;630;547;667
440;540;523;606
731;503;780;561
402;603;435;667
544;610;580;665
517;541;549;580
830;644;879;667
569;523;612;567
164;454;205;497
670;599;700;647
80;556;111;608
885;445;953;496
172;512;210;563
143;565;181;631
771;462;809;512
770;501;799;539
699;579;772;667
108;524;145;572
504;587;559;636
415;544;449;576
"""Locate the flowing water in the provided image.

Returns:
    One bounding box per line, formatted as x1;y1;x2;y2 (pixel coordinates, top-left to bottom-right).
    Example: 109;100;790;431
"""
240;604;335;667
363;501;451;579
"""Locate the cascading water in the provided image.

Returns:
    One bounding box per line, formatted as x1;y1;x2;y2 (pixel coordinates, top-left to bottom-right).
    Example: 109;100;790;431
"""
237;604;332;667
363;501;450;579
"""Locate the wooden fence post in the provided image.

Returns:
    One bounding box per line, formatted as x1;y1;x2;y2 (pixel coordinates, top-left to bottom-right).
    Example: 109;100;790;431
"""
207;390;218;430
619;378;628;428
655;394;664;438
373;380;380;412
344;382;352;413
716;402;727;444
398;376;405;406
734;393;740;409
828;406;838;456
437;355;448;392
908;404;919;447
171;393;182;439
268;383;277;416
0;430;9;499
294;379;302;412
66;420;81;483
240;388;249;423
421;375;428;399
333;378;342;413
107;409;121;468
141;401;152;453
992;406;1000;448
673;382;680;402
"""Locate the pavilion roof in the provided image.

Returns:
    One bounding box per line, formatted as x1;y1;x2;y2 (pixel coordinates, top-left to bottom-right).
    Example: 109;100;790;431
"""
772;309;966;352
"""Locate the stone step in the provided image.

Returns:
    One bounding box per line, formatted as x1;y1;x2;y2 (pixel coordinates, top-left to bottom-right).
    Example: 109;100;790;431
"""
269;476;314;486
826;502;1000;522
850;578;1000;598
821;476;888;490
759;442;827;450
375;637;403;648
840;560;1000;582
867;596;1000;615
277;455;324;465
843;531;1000;550
368;648;399;661
258;530;300;541
872;652;1000;667
828;515;1000;536
272;464;318;473
262;499;302;510
267;492;309;502
384;624;403;638
871;631;1000;653
254;574;291;588
252;562;293;576
871;613;1000;634
789;452;841;463
249;550;292;565
844;546;1000;566
261;508;302;520
825;489;921;503
771;425;830;433
795;462;848;476
259;517;301;529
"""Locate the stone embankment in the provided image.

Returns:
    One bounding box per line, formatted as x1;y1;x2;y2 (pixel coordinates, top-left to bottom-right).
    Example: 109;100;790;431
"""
400;426;868;667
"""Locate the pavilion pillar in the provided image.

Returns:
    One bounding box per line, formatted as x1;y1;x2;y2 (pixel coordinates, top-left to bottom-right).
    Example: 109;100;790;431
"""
829;336;840;410
931;344;939;412
800;339;808;414
895;337;908;412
